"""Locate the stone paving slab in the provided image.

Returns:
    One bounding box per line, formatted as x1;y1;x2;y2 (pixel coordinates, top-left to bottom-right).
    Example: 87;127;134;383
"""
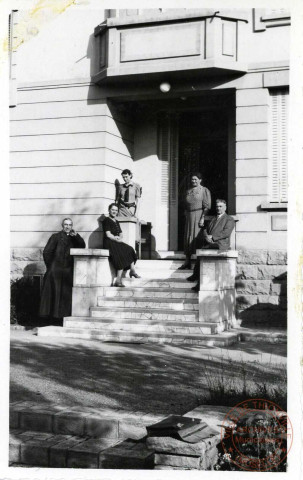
184;405;230;432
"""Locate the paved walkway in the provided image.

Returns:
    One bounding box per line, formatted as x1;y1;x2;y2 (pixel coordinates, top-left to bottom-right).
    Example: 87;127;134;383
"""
10;329;286;415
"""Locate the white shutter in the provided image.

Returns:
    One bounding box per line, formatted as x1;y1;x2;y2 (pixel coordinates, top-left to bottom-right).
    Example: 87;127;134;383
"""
270;89;288;202
157;114;179;250
158;114;170;205
169;117;179;250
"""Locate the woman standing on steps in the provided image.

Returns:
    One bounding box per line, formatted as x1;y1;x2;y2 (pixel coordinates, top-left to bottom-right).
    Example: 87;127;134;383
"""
179;172;211;270
103;203;140;287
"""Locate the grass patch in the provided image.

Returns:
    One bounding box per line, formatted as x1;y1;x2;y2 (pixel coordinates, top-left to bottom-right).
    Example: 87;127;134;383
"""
202;352;287;410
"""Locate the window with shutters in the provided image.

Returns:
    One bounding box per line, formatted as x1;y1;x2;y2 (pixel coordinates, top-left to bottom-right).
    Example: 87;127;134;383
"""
269;89;288;203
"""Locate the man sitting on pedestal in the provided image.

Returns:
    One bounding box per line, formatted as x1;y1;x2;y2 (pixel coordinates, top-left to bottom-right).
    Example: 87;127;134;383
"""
188;199;235;292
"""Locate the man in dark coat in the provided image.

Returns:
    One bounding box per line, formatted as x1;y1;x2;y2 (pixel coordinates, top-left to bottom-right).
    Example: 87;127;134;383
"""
39;218;85;319
188;199;235;291
202;199;235;250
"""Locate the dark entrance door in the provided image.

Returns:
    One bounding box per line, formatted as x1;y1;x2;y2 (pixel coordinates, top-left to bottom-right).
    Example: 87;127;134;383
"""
178;110;229;250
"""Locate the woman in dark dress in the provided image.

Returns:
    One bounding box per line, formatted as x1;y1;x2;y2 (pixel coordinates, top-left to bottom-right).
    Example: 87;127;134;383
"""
103;203;140;287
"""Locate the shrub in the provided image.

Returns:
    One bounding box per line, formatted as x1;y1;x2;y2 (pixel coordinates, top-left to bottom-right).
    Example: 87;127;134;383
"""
10;276;41;326
203;353;287;411
215;410;288;472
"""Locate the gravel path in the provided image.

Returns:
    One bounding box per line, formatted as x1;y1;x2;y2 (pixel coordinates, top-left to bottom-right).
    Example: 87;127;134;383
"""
10;329;286;415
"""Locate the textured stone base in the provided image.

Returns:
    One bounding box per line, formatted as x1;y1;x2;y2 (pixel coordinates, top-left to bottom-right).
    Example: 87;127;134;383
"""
236;249;287;328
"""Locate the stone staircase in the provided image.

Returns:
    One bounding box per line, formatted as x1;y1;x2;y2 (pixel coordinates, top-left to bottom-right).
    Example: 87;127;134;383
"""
37;259;241;346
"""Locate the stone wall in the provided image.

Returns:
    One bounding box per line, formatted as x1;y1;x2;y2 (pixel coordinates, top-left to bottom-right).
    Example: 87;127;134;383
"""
10;248;45;280
236;249;287;328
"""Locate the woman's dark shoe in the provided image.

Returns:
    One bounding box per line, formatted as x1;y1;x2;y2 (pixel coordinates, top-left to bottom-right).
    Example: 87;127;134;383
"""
114;282;125;287
178;263;191;270
130;271;141;278
187;275;197;282
191;284;200;292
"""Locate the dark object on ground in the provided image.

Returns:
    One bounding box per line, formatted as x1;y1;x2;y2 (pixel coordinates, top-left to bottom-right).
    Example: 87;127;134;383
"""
147;415;218;443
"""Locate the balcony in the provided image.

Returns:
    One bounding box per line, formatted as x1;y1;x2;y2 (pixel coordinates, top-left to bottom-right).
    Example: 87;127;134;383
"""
92;11;248;85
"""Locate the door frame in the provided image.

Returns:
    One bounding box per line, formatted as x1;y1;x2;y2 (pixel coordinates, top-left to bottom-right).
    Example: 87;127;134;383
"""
157;96;236;252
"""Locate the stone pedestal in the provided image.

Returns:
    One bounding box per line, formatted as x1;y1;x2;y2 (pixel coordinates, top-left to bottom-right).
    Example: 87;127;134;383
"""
196;249;238;330
116;216;138;249
70;249;111;317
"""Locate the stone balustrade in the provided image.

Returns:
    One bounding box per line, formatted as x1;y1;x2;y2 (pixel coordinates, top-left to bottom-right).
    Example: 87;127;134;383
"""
70;249;111;317
116;216;138;249
197;249;238;330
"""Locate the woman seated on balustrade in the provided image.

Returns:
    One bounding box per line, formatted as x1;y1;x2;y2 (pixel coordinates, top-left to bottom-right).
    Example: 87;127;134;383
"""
103;203;140;287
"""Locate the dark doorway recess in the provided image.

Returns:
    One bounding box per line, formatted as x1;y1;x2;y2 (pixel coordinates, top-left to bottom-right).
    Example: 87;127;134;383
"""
178;110;229;250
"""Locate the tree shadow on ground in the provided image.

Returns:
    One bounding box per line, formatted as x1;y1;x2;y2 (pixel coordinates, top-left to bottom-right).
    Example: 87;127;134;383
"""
10;335;286;415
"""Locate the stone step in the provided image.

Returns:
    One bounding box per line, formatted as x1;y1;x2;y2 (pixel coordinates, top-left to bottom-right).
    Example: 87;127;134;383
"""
122;278;195;289
10;402;164;441
63;317;219;335
36;326;240;346
123;269;193;279
10;430;153;468
103;287;197;299
97;297;199;311
135;259;188;268
235;328;287;343
155;251;196;260
90;307;198;321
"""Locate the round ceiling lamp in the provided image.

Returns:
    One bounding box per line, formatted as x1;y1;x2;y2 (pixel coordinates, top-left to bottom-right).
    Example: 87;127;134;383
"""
159;82;171;93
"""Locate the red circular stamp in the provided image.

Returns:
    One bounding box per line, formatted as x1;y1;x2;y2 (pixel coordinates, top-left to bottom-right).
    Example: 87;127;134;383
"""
220;399;293;472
